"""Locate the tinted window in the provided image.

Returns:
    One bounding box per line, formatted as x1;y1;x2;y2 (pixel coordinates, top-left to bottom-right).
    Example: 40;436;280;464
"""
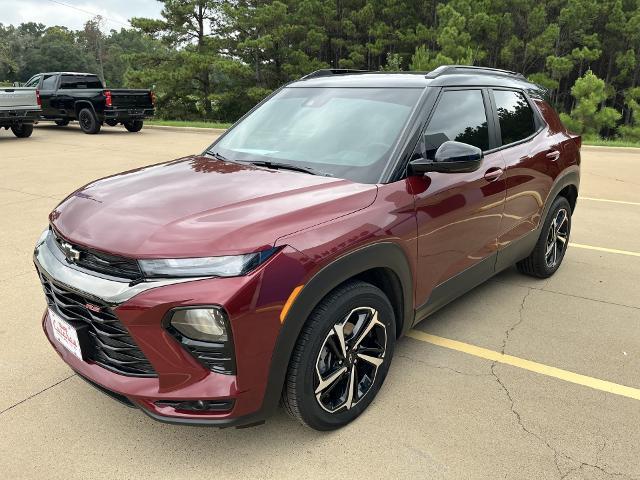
493;90;537;145
41;75;57;90
60;75;103;89
422;90;489;156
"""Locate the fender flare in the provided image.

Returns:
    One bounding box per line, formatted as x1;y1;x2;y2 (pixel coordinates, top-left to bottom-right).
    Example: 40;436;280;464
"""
537;167;580;234
258;241;414;418
73;100;97;119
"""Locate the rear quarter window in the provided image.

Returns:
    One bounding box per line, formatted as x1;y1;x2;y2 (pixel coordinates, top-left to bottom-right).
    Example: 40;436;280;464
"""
493;90;537;145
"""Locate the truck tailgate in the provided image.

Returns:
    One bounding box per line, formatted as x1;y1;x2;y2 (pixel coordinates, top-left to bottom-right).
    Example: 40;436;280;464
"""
0;88;38;108
110;90;153;109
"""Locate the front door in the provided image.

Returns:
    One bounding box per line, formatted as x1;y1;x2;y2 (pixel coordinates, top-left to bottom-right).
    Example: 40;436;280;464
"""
411;88;507;312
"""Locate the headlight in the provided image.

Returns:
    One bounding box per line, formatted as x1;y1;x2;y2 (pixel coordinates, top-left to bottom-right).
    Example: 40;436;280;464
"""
139;248;277;278
170;308;228;342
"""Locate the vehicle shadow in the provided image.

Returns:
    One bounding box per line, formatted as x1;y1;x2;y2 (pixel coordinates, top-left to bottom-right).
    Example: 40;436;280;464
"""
35;123;137;135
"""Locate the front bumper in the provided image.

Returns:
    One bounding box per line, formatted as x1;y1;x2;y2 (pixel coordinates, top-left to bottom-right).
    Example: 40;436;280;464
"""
35;230;305;427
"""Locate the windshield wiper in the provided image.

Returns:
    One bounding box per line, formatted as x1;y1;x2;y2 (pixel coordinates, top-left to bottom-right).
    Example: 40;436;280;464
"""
206;151;230;162
245;160;333;177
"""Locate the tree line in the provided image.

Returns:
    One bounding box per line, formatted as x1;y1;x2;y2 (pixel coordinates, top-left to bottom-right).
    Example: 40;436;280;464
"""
1;0;639;141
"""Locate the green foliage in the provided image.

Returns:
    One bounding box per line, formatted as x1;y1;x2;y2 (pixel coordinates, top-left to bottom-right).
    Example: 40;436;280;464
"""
2;0;640;134
563;70;621;134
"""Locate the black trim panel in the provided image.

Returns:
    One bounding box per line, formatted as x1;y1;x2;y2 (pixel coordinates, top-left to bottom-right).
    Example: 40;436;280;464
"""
413;253;496;324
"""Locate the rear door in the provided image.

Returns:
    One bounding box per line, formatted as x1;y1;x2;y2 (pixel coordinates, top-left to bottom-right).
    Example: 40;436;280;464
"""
489;89;557;269
412;88;507;312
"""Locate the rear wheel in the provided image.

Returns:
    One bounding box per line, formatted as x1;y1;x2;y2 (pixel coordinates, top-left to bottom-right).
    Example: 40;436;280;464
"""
78;108;100;134
124;120;143;132
283;281;395;430
54;119;69;126
105;119;118;127
11;123;33;138
517;196;572;278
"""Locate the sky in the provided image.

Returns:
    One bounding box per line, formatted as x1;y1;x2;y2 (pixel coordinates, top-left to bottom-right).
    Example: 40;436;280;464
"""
0;0;163;31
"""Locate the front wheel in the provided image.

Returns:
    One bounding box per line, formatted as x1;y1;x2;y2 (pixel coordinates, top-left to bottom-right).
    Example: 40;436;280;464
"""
517;196;572;278
124;120;143;132
78;108;100;134
11;124;34;138
283;281;395;430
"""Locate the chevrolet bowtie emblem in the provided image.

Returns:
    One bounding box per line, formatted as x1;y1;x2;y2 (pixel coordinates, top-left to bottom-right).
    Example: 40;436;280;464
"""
60;240;81;263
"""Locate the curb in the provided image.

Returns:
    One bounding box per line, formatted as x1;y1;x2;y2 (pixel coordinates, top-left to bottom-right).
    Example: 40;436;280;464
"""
581;145;640;154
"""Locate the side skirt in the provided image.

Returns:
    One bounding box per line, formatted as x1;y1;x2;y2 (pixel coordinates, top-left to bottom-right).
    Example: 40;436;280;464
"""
413;253;496;325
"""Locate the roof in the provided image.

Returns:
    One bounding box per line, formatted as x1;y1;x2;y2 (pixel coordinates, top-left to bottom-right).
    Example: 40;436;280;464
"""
291;66;544;95
39;72;99;76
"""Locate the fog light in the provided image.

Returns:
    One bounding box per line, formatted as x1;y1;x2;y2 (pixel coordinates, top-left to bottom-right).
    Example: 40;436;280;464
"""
170;308;228;342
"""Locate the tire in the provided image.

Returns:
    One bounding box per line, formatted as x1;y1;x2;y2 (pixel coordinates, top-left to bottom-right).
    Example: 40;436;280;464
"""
105;119;118;127
282;280;395;430
11;123;34;138
124;120;143;132
517;196;572;278
78;108;101;134
55;119;69;126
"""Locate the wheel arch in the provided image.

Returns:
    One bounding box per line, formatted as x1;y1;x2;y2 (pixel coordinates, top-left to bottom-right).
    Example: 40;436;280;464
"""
259;241;414;418
74;101;97;119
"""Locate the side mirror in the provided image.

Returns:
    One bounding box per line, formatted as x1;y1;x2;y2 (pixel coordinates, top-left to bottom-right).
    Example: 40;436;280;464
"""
409;141;483;175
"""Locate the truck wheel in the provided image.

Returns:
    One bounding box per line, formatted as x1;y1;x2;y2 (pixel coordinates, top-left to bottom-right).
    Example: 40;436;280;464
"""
105;119;118;127
55;119;69;126
78;108;101;134
124;120;144;132
11;124;34;138
517;196;572;278
282;280;395;430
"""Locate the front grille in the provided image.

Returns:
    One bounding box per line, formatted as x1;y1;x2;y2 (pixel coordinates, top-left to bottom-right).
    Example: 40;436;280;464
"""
38;270;157;377
51;228;142;280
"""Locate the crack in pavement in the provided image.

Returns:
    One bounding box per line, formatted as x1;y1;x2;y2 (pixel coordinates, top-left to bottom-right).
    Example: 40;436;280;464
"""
0;374;76;416
489;289;637;480
493;279;640;311
396;353;493;378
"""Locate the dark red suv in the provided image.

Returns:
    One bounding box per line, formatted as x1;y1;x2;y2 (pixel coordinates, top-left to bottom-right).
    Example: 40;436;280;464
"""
35;66;580;430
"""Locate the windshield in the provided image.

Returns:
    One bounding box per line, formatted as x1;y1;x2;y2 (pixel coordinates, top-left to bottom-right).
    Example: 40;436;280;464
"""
210;87;423;183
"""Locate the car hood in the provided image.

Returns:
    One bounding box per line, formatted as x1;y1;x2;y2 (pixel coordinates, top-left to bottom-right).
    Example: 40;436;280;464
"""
50;156;378;258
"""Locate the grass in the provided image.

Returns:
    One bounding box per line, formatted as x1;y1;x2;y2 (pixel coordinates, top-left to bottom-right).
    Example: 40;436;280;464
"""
146;119;232;129
582;135;640;148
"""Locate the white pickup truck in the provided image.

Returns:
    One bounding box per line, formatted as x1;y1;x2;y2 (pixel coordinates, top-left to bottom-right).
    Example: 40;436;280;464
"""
0;87;41;138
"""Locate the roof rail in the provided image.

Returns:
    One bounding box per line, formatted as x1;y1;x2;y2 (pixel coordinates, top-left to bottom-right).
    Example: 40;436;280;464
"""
301;69;369;80
425;65;525;79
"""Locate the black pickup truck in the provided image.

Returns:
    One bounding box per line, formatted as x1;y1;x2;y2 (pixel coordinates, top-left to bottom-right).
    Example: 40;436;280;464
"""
22;72;155;134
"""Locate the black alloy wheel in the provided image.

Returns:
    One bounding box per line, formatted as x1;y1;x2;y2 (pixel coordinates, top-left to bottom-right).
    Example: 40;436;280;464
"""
78;108;101;134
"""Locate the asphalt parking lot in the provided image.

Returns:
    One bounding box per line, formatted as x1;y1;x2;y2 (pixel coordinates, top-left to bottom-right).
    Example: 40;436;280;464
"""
1;124;639;479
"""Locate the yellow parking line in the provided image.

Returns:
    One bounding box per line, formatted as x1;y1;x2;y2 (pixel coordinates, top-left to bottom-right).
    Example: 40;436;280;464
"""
569;242;640;257
579;196;640;206
406;330;640;401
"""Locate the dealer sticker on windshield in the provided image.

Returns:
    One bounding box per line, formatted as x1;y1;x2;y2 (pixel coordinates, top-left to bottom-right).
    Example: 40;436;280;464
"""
49;308;83;361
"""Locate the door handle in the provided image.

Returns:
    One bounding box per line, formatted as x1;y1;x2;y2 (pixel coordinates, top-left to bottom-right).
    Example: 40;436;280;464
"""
546;149;561;161
484;167;504;182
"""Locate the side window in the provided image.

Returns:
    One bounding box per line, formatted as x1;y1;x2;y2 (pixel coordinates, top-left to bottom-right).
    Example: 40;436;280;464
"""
60;75;77;89
25;76;41;88
493;90;537;145
419;89;490;158
41;75;57;90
